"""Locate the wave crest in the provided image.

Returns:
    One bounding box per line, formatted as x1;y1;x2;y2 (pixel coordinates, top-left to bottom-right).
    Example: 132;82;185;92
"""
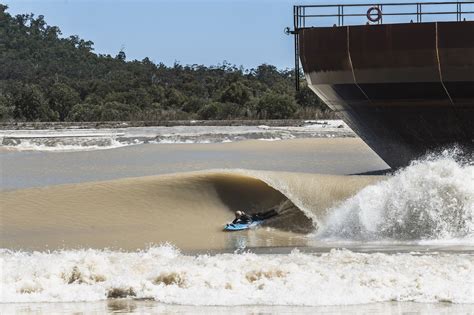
318;152;474;240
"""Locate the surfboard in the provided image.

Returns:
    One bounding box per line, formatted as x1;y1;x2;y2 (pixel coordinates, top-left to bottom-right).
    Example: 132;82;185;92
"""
223;220;264;231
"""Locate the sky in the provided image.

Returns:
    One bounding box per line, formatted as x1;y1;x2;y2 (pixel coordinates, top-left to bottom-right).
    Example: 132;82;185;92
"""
3;0;473;69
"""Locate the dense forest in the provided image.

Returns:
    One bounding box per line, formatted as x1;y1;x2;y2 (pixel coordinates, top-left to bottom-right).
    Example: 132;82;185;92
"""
0;4;332;122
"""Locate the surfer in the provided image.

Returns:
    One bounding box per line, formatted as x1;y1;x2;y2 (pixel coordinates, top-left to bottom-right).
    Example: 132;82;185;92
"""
232;210;252;224
232;209;278;224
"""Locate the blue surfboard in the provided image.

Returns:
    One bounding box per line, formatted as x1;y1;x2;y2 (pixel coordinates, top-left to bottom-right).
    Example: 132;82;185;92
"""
223;220;264;231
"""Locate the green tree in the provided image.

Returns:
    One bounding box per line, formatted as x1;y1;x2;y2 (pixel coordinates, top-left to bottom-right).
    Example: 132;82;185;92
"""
67;102;102;121
0;94;14;121
116;50;126;61
256;92;297;119
216;102;240;119
10;83;56;121
296;85;324;108
100;101;136;121
182;97;205;113
219;82;250;105
198;102;220;120
48;82;80;121
254;64;283;87
164;88;186;109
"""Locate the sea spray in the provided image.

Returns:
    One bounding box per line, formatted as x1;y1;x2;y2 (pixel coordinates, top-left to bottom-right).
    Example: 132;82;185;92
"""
318;151;474;240
1;245;473;305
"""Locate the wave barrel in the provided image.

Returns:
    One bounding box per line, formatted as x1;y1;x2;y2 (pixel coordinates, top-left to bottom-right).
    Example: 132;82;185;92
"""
294;2;474;168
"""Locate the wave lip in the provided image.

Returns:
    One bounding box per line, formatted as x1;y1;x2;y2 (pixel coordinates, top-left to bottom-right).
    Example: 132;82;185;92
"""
1;245;473;305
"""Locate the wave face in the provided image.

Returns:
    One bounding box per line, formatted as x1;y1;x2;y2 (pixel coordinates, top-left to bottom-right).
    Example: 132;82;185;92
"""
318;151;474;241
1;245;473;304
2;154;473;250
0;170;378;251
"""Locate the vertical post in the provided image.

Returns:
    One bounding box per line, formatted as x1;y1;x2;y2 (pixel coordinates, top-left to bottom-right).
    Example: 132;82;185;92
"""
298;6;302;28
457;2;461;22
342;5;345;26
456;3;461;22
379;4;383;24
294;6;300;91
422;3;424;23
296;33;300;91
303;6;305;27
338;5;341;26
416;3;420;23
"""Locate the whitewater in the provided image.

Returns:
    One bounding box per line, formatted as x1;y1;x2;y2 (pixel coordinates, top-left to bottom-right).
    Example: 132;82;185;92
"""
0;120;353;152
318;152;474;242
2;246;473;305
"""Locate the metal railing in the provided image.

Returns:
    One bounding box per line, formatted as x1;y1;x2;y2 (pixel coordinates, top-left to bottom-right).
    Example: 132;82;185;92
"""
294;1;473;28
288;1;474;89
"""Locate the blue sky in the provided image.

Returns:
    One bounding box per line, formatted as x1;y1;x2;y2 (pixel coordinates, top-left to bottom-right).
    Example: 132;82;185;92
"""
3;0;473;69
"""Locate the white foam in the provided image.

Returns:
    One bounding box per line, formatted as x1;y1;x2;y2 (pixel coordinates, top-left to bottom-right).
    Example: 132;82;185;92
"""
0;121;354;152
1;245;473;305
1;139;129;152
304;120;347;129
318;151;474;241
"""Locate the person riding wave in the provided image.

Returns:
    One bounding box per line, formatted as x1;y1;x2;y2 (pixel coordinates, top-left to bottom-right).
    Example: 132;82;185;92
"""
232;210;252;224
232;209;278;224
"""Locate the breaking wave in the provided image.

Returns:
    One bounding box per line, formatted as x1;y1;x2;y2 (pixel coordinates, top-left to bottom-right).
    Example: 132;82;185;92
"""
1;245;473;304
317;150;474;241
1;151;473;252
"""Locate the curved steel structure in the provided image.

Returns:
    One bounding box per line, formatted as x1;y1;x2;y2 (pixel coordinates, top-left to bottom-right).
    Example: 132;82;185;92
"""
294;2;474;168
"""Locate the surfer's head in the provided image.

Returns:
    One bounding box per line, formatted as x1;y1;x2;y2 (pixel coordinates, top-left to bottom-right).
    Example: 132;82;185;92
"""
235;210;244;217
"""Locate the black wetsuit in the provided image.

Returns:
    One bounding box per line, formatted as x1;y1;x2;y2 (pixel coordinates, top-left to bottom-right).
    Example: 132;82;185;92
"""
232;213;252;224
232;209;278;224
251;209;278;221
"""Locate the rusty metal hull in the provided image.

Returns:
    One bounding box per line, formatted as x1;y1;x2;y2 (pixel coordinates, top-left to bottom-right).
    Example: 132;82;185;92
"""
299;21;474;168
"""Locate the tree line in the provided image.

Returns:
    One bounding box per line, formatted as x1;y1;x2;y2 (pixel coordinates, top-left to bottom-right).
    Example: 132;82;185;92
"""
0;5;333;122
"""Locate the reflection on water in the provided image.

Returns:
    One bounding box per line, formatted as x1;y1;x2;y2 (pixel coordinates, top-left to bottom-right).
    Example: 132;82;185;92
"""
107;299;138;313
2;300;473;314
223;228;310;252
221;226;474;255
